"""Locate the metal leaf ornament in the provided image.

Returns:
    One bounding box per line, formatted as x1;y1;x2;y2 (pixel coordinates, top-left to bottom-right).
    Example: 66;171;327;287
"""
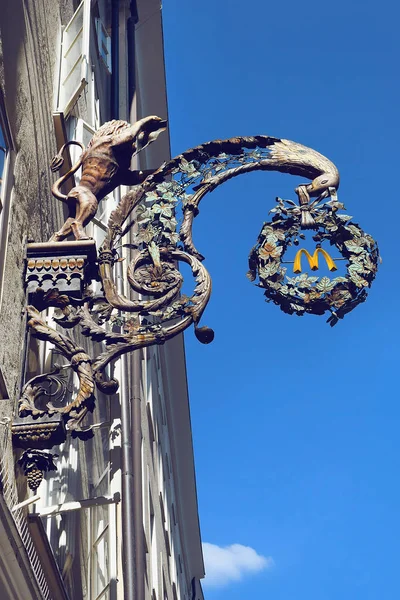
93;132;380;388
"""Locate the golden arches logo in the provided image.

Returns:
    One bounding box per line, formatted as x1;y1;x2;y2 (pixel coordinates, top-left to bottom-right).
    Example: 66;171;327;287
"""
293;248;337;274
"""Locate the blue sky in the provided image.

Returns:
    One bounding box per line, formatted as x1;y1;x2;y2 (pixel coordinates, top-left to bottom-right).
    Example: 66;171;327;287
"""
163;1;399;598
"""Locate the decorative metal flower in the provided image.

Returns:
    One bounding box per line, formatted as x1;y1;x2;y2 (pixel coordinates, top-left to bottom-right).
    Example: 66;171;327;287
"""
259;241;283;260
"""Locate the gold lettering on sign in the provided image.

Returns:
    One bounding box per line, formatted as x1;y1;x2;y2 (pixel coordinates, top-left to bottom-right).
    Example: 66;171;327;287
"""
293;248;337;273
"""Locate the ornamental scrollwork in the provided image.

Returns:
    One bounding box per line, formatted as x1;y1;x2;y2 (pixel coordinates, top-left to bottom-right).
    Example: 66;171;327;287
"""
15;118;380;471
20;302;94;434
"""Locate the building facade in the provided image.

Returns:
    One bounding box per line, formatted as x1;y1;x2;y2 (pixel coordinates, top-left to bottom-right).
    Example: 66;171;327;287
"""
0;1;205;598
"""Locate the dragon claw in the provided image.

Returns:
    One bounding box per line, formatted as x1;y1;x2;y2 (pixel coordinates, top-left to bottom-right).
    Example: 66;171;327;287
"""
50;154;64;172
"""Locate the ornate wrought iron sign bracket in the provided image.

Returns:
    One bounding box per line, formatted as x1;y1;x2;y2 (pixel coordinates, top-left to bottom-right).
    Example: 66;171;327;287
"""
12;117;380;489
13;241;97;488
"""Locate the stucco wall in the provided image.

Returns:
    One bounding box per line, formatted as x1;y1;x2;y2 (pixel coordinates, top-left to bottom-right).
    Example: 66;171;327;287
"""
0;0;66;403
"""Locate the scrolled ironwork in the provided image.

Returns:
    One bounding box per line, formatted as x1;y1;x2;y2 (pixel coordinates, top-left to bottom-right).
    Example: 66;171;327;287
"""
16;118;379;487
24;306;94;432
18;366;70;418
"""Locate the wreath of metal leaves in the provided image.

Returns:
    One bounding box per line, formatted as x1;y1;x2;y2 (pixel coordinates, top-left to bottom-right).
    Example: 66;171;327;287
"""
247;195;380;326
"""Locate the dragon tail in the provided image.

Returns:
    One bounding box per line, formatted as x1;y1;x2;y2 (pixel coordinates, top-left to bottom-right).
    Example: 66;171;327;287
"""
50;140;85;202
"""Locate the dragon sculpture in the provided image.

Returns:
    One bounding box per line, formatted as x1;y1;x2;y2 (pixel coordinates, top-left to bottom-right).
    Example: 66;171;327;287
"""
19;117;378;439
49;115;167;241
50;120;339;242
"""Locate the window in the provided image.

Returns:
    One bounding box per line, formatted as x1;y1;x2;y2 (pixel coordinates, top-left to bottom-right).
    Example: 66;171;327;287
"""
147;402;156;444
172;582;178;600
57;0;91;115
0;368;8;400
172;503;177;528
163;573;168;600
95;18;112;72
149;489;155;542
159;492;166;523
165;452;171;479
0;109;9;217
164;528;171;557
90;502;110;599
0;126;7;201
0;93;13;307
57;0;113;118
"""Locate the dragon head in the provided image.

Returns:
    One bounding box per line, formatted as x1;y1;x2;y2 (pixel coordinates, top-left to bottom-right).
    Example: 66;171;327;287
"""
134;116;168;154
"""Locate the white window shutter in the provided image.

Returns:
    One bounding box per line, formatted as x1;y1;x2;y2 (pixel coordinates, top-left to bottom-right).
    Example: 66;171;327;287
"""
57;0;91;116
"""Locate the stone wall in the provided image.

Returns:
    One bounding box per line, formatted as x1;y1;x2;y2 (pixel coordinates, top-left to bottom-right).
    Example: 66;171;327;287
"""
0;0;66;404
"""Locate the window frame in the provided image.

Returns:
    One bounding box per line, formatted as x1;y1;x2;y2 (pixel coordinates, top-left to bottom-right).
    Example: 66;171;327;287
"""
0;90;14;309
56;0;91;116
95;17;112;73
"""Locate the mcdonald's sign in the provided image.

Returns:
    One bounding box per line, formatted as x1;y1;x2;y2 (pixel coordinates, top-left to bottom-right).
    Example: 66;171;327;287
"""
293;248;337;274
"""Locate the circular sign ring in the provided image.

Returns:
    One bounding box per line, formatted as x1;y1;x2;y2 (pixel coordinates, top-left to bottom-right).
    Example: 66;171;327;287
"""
248;197;380;326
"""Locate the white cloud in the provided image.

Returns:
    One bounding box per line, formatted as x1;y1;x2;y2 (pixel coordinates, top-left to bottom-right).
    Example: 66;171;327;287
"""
202;542;274;588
